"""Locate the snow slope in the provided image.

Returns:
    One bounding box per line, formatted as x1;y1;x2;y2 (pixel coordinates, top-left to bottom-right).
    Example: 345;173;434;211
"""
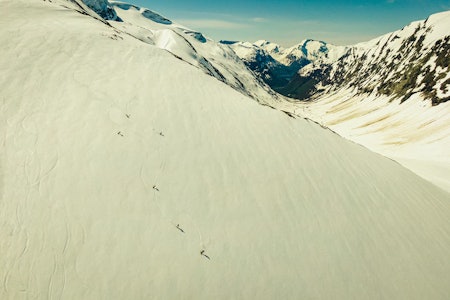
295;89;450;192
106;1;280;107
1;1;450;299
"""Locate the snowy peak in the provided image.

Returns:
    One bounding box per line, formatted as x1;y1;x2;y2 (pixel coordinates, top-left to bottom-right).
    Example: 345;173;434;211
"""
253;39;271;46
293;10;450;104
236;10;450;103
254;39;284;55
221;41;269;61
280;40;336;65
250;39;347;67
226;38;347;97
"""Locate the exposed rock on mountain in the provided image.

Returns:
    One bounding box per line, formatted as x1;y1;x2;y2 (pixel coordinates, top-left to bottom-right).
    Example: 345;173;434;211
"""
225;39;347;99
291;11;450;105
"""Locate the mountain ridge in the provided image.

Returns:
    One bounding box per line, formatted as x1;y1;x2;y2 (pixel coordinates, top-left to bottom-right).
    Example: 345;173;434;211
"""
228;11;450;105
222;39;347;95
63;0;282;108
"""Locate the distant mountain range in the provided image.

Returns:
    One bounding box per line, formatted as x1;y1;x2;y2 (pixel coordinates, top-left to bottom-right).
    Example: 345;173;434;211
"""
225;13;450;105
224;10;450;192
221;39;347;97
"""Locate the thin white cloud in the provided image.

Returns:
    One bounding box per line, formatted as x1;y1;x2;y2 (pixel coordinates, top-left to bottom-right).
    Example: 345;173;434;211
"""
176;19;248;29
251;17;267;23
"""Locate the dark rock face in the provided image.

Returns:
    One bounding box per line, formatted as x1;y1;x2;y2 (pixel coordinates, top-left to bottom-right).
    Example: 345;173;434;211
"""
225;40;342;100
81;0;120;21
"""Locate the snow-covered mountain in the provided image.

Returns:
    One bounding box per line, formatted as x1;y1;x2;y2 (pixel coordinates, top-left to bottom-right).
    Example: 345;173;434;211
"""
228;13;449;105
76;0;281;107
220;40;293;90
225;39;347;96
291;11;450;104
259;39;347;66
1;0;450;299
224;12;450;192
281;11;450;192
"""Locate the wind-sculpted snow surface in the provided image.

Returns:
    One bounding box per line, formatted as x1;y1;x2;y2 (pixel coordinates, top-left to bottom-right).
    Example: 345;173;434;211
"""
106;0;280;107
111;2;172;24
1;1;450;299
65;0;279;107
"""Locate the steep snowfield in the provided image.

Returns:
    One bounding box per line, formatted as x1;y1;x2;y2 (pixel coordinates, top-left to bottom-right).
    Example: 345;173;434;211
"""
106;1;280;107
1;1;450;300
296;89;450;192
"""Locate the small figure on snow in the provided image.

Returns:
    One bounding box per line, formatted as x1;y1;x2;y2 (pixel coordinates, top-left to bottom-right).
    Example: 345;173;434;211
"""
125;114;130;119
200;250;210;260
152;185;159;191
117;131;124;137
176;224;185;233
159;131;164;137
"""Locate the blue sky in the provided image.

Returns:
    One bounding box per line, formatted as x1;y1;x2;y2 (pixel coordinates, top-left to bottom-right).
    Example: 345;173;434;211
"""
131;0;450;46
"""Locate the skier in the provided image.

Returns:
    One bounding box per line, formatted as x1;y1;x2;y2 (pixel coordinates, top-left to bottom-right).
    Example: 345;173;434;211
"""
176;224;185;233
200;250;210;260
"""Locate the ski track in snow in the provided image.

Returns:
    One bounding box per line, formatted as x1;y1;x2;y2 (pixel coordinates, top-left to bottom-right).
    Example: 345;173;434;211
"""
116;97;210;256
